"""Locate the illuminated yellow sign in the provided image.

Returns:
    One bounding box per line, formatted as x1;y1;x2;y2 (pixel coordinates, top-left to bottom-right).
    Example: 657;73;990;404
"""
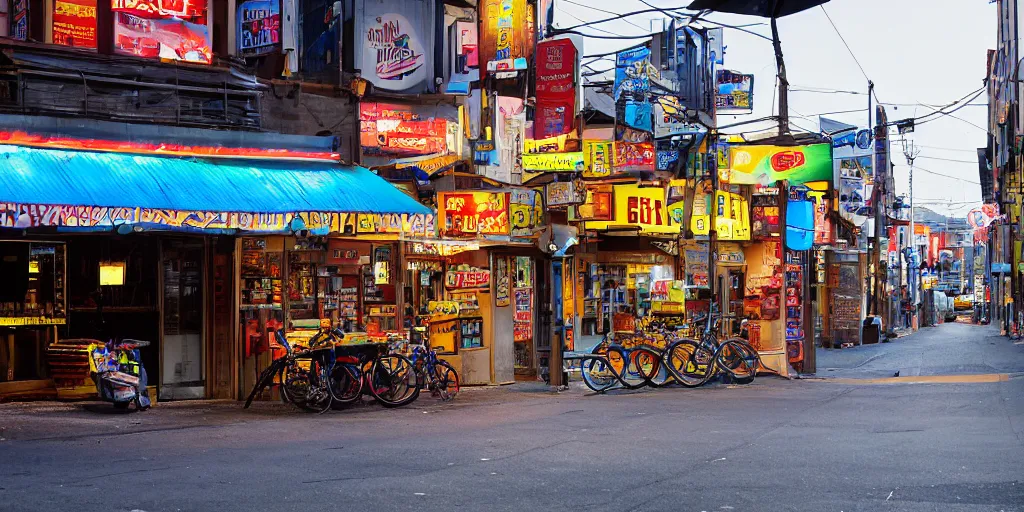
99;261;126;286
0;317;67;326
584;184;677;234
521;152;585;172
583;140;614;178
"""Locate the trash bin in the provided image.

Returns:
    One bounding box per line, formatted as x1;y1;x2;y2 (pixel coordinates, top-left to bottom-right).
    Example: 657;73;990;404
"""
862;316;881;345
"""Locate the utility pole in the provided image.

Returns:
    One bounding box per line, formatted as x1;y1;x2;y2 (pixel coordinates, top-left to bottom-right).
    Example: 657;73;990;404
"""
903;139;921;323
867;80;877;316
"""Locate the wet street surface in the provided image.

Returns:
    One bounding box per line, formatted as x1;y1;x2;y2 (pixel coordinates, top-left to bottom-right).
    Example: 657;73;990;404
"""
2;322;1022;512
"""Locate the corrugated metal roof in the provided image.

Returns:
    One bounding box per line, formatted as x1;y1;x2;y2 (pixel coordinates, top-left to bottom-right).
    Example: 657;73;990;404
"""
0;145;430;215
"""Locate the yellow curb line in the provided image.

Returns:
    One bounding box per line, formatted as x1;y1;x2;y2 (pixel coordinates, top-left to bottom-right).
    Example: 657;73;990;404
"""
824;374;1010;385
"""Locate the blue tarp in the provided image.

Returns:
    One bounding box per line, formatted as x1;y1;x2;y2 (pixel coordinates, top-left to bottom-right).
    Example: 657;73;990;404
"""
0;144;430;215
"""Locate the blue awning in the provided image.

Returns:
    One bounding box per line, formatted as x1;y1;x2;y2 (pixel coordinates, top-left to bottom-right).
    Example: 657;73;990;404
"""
0;144;430;215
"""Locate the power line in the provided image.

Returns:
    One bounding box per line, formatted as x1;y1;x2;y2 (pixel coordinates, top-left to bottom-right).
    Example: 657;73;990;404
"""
561;0;651;32
820;5;879;104
897;164;981;185
917;155;980;164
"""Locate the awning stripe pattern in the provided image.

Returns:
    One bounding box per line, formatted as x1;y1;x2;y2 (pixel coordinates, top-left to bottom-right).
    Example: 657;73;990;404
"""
0;144;431;215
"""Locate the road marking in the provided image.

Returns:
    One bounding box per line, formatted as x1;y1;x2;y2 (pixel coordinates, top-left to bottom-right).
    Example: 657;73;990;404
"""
824;374;1009;385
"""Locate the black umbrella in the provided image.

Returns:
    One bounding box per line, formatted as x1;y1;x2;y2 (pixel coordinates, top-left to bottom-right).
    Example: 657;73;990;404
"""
687;0;830;136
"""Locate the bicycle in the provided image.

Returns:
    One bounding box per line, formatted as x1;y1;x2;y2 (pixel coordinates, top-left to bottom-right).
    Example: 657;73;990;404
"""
664;306;761;387
243;328;335;413
409;339;460;402
327;329;421;409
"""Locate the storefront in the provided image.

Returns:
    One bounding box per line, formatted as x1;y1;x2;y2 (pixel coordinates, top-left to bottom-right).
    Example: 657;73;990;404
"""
0;142;430;401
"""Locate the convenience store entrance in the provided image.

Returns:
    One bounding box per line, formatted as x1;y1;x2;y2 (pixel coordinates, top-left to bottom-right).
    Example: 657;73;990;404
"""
159;239;206;400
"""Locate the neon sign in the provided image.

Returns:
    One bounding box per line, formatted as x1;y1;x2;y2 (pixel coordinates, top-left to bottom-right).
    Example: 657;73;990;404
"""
770;150;806;172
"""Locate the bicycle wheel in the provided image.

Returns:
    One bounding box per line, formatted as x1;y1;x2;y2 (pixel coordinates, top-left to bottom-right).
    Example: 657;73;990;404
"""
716;339;759;384
634;346;673;388
606;346;647;389
280;362;311;409
664;339;716;388
579;356;618;393
329;364;362;405
433;361;460;402
369;353;421;408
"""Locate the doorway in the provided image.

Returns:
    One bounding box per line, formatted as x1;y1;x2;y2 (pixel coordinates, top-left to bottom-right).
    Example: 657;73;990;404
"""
160;239;206;400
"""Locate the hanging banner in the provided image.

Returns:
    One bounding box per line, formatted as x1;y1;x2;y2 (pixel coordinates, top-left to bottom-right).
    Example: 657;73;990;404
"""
521;152;584;172
535;38;578;139
236;0;280;56
584;184;675;234
52;0;98;48
583;140;614;178
726;143;833;186
716;70;754;112
438;191;510;236
479;0;532;74
112;0;212;64
354;0;436;94
508;188;544;237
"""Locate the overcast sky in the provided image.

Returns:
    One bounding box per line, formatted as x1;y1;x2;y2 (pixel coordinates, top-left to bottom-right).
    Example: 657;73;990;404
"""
560;0;994;217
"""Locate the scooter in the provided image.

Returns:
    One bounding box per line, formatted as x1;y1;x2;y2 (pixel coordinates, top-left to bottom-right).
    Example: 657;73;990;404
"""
88;339;152;411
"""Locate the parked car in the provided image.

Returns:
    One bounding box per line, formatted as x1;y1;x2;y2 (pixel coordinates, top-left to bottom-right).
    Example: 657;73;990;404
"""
954;294;974;311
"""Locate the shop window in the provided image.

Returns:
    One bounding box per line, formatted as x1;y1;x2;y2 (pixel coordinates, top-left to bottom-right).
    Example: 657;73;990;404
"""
111;0;212;64
52;0;97;48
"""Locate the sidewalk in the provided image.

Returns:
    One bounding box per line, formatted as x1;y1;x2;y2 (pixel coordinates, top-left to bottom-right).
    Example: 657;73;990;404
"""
814;321;1024;379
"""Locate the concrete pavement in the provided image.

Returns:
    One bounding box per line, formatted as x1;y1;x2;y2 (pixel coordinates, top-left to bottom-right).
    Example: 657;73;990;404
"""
0;322;1022;512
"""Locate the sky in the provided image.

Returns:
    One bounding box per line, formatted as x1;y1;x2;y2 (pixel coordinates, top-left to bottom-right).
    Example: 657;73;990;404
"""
559;0;994;218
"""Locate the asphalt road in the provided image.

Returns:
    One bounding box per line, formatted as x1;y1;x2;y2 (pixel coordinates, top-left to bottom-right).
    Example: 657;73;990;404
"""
1;322;1022;512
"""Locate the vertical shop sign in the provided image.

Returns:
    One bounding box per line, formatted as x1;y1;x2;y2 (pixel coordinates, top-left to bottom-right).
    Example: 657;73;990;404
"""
373;245;392;285
682;241;709;288
513;288;532;341
112;0;212;64
52;0;97;48
751;193;780;239
356;0;435;93
237;0;280;56
9;0;27;40
479;0;531;74
509;189;543;237
495;257;510;306
583;140;614;178
438;191;511;236
534;38;578;139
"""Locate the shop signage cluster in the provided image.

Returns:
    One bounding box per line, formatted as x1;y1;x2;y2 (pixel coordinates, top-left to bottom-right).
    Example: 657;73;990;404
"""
716;70;754;112
112;0;212;64
438;191;510;237
534;38;578;139
445;265;490;290
236;0;280;56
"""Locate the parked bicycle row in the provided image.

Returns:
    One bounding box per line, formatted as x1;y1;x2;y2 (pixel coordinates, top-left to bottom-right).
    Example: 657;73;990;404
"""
573;308;771;393
243;320;459;413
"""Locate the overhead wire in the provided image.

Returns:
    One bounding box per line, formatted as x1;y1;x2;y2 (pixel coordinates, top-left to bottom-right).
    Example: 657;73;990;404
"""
820;4;880;104
561;0;651;32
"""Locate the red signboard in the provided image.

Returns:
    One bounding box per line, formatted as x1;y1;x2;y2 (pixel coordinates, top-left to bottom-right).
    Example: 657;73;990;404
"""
614;141;655;172
359;102;449;157
534;38;577;139
52;0;98;48
445;268;491;290
438;191;510;237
